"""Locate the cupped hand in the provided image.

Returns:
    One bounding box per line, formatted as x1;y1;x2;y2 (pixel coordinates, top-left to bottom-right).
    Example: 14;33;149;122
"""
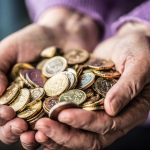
0;7;100;149
0;24;55;150
35;83;150;150
93;22;150;116
35;22;150;150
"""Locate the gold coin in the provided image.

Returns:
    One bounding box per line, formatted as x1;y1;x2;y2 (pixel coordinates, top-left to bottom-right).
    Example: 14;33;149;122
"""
64;49;89;65
19;69;33;88
9;88;30;112
94;77;117;97
87;57;114;70
0;84;20;105
59;89;87;105
28;109;45;130
25;69;47;88
17;99;42;119
64;71;76;90
93;70;121;79
83;69;93;74
76;65;84;77
11;63;34;79
13;77;24;88
77;72;95;90
84;88;94;98
27;108;45;122
42;56;67;77
36;59;48;70
67;68;78;89
44;73;69;96
82;94;100;106
82;98;104;108
49;101;78;120
83;105;104;111
43;97;58;114
30;88;45;101
67;68;77;76
40;46;57;58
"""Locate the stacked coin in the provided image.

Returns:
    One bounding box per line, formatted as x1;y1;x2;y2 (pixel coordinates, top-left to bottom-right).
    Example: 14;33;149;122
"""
0;46;120;128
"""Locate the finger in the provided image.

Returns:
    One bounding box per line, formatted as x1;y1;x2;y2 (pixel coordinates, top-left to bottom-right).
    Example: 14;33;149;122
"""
35;118;100;150
36;131;62;150
58;91;149;136
36;131;70;150
100;95;150;148
105;58;148;116
58;108;114;135
20;131;39;150
35;130;49;143
0;105;16;126
0;118;28;144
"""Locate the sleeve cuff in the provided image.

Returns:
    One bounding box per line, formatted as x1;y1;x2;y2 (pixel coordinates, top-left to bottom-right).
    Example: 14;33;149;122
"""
111;0;150;33
112;16;150;33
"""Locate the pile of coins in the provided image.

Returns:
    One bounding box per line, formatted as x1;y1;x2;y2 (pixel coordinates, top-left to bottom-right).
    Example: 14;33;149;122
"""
0;46;120;129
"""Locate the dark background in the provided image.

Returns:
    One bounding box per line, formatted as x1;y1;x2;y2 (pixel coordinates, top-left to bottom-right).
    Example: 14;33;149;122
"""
0;0;30;40
0;0;150;150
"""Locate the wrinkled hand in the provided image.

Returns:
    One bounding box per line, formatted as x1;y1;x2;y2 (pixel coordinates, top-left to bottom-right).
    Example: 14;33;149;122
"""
0;8;100;149
35;84;150;150
0;24;54;149
35;22;150;150
93;22;150;116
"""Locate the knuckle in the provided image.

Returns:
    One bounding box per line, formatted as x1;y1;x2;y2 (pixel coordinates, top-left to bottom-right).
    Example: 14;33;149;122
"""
12;118;27;130
0;129;18;144
0;105;15;121
100;119;117;135
90;135;102;150
59;133;71;147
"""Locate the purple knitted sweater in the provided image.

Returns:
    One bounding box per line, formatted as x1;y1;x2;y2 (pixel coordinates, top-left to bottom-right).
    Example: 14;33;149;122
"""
26;0;150;38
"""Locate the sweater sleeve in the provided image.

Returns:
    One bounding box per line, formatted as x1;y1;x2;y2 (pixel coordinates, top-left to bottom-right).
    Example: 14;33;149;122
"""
112;0;150;32
25;0;105;25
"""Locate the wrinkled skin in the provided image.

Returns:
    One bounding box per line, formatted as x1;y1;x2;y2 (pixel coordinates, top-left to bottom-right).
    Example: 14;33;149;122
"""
35;28;150;150
0;8;99;150
0;7;150;150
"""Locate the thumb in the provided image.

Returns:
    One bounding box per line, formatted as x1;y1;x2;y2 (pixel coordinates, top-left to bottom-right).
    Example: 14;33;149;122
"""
104;59;149;116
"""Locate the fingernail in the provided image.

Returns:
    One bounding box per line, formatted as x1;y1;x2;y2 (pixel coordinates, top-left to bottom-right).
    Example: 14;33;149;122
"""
11;126;24;135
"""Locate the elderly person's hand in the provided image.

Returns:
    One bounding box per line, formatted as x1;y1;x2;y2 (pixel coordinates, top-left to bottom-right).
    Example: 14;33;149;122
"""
0;7;100;150
93;21;150;116
35;85;150;150
35;22;150;150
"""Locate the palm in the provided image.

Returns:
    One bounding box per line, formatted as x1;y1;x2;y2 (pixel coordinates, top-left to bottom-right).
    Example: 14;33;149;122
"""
93;32;150;115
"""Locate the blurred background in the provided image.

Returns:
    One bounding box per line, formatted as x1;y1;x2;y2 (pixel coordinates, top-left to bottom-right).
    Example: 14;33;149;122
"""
0;0;30;40
0;0;150;150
